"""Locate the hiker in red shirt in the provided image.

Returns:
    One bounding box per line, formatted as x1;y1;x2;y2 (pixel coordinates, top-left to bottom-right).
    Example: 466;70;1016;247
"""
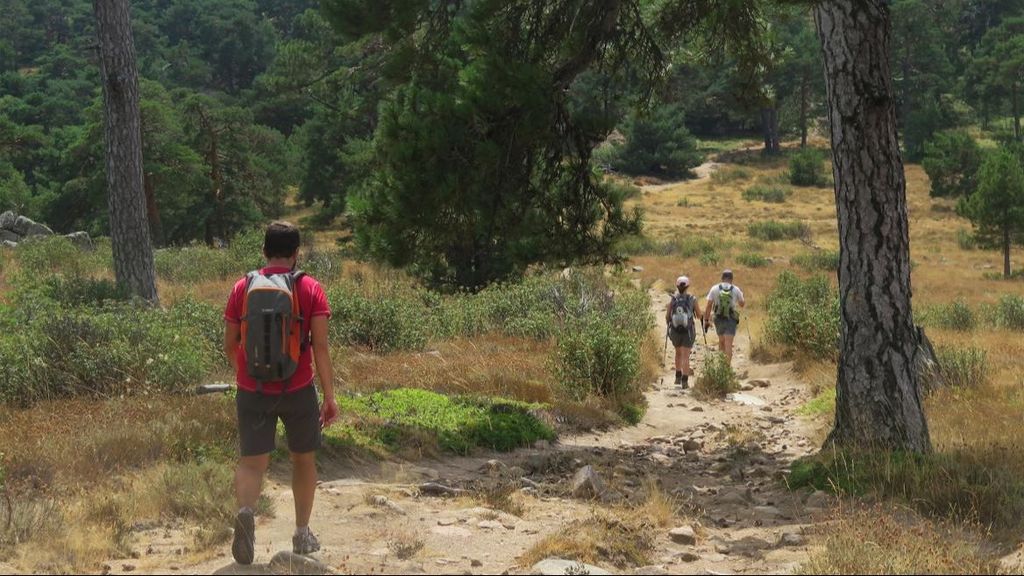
223;221;338;565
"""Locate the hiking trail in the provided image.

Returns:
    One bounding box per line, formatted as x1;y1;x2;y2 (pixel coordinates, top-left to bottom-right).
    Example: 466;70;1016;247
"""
106;279;831;576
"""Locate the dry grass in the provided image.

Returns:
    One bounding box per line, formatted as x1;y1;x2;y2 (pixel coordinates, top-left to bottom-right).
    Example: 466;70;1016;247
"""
799;504;1001;574
519;484;682;569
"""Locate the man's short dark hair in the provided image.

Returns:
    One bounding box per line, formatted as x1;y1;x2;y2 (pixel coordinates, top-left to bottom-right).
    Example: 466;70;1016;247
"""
263;221;300;259
722;269;734;281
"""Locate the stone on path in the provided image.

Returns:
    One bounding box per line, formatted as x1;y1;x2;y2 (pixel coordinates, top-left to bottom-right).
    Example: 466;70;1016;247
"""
778;531;806;547
268;551;334;575
726;393;767;407
531;558;613;575
571;465;605;499
668;525;697;545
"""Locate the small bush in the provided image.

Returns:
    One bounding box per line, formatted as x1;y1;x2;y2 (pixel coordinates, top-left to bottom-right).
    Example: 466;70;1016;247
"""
693;352;739;398
328;288;430;352
934;346;988;388
763;271;839;360
332;388;554;455
736;253;770;268
789;148;829;187
791;250;840;272
984;294;1024;329
698;251;720;266
555;317;641;402
918;299;975;331
711;166;752;184
748;220;810;241
956;229;977;250
742;184;789;203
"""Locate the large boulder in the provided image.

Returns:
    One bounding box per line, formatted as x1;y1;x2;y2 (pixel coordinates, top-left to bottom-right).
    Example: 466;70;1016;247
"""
1;240;17;249
65;231;93;250
0;230;20;244
0;211;16;230
12;215;53;238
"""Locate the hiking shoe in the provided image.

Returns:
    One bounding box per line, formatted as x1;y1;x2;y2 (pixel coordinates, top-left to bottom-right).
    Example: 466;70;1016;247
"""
293;528;321;555
674;371;683;387
232;509;255;565
681;375;690;390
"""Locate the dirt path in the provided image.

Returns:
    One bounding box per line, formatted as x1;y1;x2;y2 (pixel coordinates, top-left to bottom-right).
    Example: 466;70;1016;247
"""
113;286;828;576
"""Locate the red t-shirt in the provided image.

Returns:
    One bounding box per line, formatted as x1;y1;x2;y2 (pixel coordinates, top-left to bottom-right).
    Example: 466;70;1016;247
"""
224;267;331;394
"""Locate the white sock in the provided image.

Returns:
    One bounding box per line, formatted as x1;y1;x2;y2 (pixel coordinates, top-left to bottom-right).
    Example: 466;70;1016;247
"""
239;506;254;516
294;525;311;537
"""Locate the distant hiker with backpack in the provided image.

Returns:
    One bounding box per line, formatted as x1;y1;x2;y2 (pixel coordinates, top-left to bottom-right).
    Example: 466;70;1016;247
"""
666;276;702;388
223;221;338;565
703;269;746;365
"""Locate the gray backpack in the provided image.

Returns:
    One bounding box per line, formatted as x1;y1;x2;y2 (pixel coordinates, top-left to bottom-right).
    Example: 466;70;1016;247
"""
670;294;694;330
241;270;306;391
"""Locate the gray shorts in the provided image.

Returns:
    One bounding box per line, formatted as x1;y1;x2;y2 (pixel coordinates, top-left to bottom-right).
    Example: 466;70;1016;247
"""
715;317;739;336
236;385;322;456
669;325;696;348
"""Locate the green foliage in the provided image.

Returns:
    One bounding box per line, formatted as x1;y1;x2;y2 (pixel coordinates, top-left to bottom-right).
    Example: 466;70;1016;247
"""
694;352;739;399
554;317;641;402
710;166;752;184
917;299;976;331
736;253;770;268
763;271;840;360
797;386;836;417
332;389;554;455
788;444;1024;534
958;147;1024;278
791;250;839;272
957;229;978;250
934;346;988;389
922;130;982;198
327;289;431;352
597;103;703;179
788;148;828;187
748;220;810;241
983;294;1024;329
742;184;789;203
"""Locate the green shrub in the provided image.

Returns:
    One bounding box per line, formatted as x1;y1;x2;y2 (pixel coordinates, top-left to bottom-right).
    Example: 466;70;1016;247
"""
985;294;1024;329
763;271;840;360
918;299;975;331
789;148;828;187
742;184;789;203
0;301;218;405
598;104;703;179
922;130;982;198
748;220;810;241
328;287;430;352
736;253;770;268
788;444;1024;535
698;251;721;266
956;229;977;250
333;388;554;454
711;166;752;184
791;250;840;272
555;317;641;402
14;236;112;277
934;346;988;389
694;352;738;398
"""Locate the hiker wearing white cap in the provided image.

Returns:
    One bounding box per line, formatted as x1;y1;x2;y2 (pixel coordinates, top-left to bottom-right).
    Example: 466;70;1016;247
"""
666;275;703;388
703;269;746;365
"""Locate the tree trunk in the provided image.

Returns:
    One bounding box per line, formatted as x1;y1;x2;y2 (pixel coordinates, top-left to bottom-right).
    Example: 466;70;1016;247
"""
814;0;930;452
143;172;164;247
800;73;809;148
1013;82;1021;141
1004;225;1012;279
93;0;159;304
761;107;780;154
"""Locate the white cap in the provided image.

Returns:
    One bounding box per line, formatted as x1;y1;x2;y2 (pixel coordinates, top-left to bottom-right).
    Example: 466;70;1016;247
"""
676;275;690;288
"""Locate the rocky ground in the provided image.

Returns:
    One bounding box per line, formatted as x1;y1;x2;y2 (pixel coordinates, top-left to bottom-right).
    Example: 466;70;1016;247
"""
99;281;831;576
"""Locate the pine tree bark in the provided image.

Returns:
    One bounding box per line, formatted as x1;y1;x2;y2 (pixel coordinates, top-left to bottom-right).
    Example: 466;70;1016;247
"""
800;74;809;148
814;0;930;452
1004;225;1012;279
94;0;159;304
761;107;780;154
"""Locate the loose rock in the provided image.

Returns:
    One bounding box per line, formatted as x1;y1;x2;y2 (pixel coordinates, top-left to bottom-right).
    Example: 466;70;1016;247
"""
269;551;334;574
571;465;605;499
531;558;612;575
669;525;697;545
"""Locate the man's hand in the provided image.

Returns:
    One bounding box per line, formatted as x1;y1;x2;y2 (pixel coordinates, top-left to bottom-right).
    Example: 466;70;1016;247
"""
320;396;339;429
